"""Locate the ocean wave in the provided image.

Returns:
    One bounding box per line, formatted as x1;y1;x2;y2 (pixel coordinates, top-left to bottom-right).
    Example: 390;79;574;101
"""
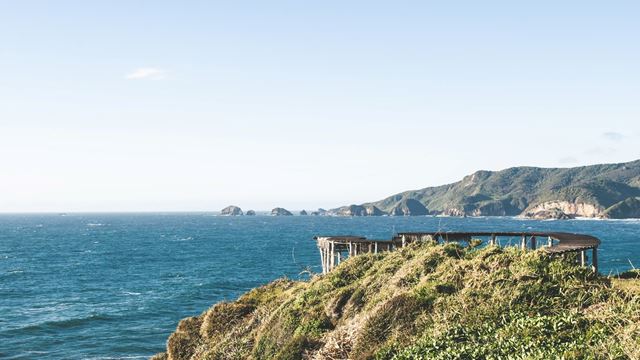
7;313;114;334
86;223;105;227
4;269;24;275
172;236;193;241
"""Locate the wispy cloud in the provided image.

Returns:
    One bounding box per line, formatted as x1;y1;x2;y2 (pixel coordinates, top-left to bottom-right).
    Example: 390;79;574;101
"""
125;67;166;80
602;131;624;141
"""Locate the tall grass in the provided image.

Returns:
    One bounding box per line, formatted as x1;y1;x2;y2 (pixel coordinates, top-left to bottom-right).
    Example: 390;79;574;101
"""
153;242;640;360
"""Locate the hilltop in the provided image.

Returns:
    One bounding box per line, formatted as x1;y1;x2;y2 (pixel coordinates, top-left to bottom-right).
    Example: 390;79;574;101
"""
330;160;640;219
152;242;640;359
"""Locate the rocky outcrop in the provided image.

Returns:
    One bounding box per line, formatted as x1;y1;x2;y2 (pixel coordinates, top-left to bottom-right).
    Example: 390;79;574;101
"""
440;208;466;217
220;205;243;216
364;205;386;216
271;207;293;216
245;210;256;216
331;204;387;216
524;201;604;218
604;197;640;219
335;205;367;216
389;199;428;216
299;210;308;216
311;208;327;216
523;208;575;220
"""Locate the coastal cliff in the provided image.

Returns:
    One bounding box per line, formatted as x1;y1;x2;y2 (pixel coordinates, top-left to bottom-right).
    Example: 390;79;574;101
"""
152;243;640;359
329;160;640;219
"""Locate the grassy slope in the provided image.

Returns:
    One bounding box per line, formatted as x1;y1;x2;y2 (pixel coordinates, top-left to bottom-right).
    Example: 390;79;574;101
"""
358;160;640;217
152;243;640;360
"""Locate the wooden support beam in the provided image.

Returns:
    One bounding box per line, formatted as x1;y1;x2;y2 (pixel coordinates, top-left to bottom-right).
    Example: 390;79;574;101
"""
530;236;537;249
324;247;329;274
319;247;326;274
521;235;527;250
327;247;331;272
592;248;598;273
330;241;335;272
580;250;586;267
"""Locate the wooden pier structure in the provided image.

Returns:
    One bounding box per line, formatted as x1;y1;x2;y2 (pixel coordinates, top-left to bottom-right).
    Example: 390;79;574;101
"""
314;231;601;274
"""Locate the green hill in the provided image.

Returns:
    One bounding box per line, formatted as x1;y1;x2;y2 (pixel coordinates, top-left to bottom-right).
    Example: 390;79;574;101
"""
331;160;640;218
152;242;640;359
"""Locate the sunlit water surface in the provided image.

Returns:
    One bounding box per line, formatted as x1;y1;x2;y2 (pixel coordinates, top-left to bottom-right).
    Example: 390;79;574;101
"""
1;214;638;359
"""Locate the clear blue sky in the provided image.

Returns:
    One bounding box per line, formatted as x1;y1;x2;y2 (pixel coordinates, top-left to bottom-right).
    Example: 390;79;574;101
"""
1;1;639;212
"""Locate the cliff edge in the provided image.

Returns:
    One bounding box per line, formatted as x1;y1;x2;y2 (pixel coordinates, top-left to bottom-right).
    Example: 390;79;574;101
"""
152;243;640;359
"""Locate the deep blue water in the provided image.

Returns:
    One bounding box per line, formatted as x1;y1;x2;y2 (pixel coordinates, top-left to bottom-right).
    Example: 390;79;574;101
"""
1;214;639;359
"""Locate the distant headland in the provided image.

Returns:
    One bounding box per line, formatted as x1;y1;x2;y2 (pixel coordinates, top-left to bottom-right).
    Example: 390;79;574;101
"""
328;159;640;219
218;160;640;220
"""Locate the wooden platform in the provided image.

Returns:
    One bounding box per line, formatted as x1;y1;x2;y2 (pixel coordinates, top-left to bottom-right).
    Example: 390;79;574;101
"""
314;231;600;274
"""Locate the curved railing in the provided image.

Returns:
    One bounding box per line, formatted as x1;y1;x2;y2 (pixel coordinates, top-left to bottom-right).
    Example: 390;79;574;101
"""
314;231;600;274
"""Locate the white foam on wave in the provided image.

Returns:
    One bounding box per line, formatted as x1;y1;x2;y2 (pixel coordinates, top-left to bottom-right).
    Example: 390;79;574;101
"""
173;236;193;241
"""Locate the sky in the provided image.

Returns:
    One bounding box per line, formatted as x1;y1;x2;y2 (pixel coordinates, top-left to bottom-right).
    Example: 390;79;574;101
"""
1;1;639;212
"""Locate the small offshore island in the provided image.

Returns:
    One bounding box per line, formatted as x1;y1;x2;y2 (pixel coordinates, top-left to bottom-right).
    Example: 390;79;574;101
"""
152;237;640;359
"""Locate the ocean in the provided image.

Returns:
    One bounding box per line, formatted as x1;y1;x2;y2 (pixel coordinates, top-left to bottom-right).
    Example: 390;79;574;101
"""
1;213;638;359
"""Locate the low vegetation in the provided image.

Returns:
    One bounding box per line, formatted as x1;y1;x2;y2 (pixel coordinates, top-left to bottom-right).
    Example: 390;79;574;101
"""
152;242;640;359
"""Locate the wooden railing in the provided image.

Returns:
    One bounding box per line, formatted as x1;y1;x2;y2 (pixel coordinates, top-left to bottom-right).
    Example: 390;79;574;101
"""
314;231;600;274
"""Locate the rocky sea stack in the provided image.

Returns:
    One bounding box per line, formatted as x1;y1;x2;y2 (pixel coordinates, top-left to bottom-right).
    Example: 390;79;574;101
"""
299;210;308;216
311;208;327;216
245;210;256;216
153;242;640;359
220;205;243;216
271;207;293;216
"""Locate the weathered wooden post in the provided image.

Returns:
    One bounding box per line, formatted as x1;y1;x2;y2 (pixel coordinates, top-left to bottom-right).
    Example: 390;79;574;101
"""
521;235;527;250
580;250;586;267
330;241;335;272
592;248;598;273
490;234;496;246
530;236;537;249
324;247;329;273
374;242;378;254
402;234;407;247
